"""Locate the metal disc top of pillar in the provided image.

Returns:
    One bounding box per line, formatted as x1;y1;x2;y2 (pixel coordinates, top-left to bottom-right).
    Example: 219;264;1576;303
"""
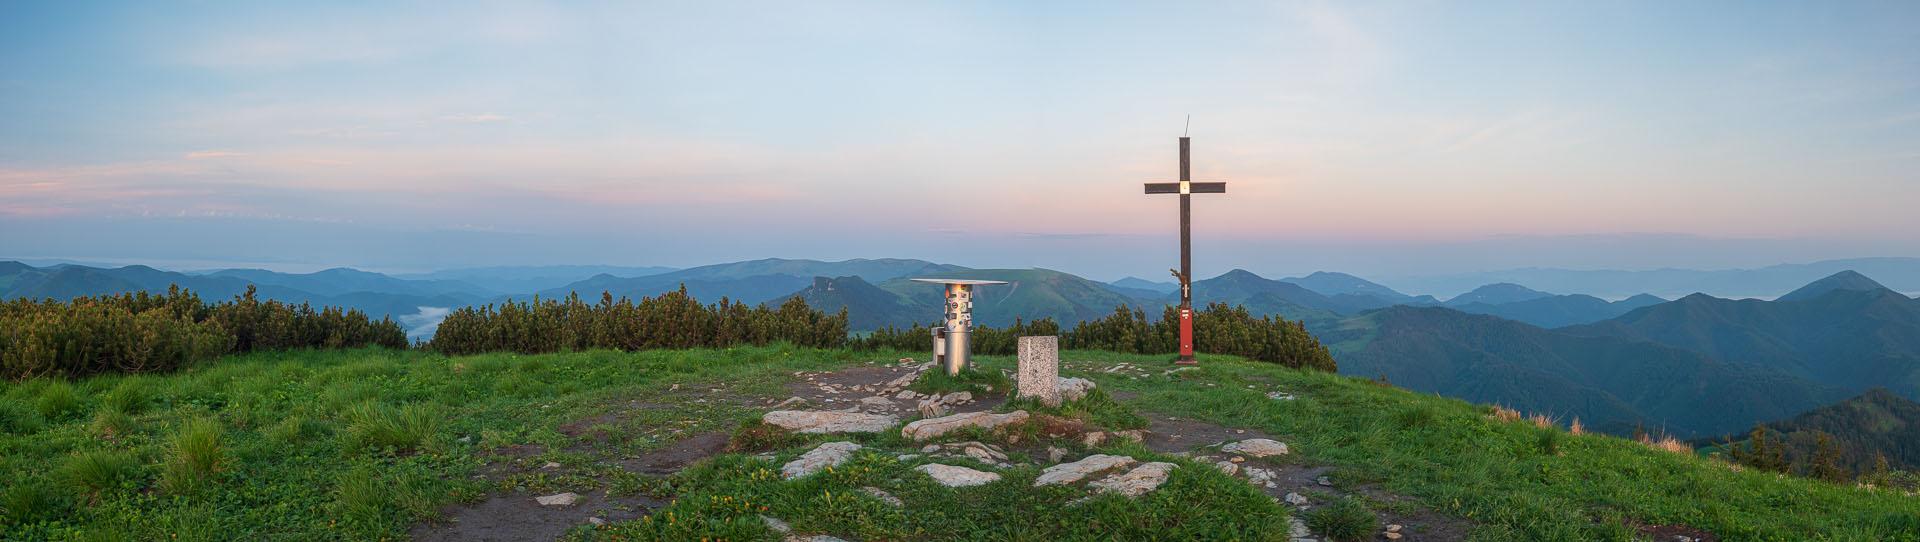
910;278;1007;375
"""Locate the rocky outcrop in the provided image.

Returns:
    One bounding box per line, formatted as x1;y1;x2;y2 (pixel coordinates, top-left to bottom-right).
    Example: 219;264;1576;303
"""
900;410;1029;441
782;441;862;479
763;410;899;434
1057;377;1096;402
913;463;1001;487
1033;454;1137;486
1087;462;1176;497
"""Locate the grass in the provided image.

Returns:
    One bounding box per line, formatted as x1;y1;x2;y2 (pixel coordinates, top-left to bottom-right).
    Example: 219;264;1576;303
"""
907;367;1012;396
1303;497;1378;541
3;346;1917;541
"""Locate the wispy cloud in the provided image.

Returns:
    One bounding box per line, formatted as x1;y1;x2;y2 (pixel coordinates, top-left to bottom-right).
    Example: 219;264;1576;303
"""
184;150;247;160
439;113;507;123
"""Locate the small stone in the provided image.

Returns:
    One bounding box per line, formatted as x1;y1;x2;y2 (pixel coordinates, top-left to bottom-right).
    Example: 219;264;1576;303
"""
940;391;974;405
916;399;949;418
1284;492;1309;506
922;444;940;453
1288;518;1311;538
862;486;905;506
1087;462;1176;497
914;463;1001;487
763;514;792;532
668;383;679;391
1083;432;1107;447
896;454;920;460
860;396;893;407
1384;533;1402;540
1222;438;1289;458
789;536;851;542
1387;525;1402;533
896;390;919;400
588;517;606;526
782;441;863;479
1034;454;1137;486
1317;476;1332;487
536;492;581;506
1229;456;1245;463
541;461;563;469
1215;461;1239;476
1057;377;1097;402
1047;446;1067;463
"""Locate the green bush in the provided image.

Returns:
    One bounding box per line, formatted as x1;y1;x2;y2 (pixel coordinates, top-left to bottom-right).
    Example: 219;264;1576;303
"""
861;303;1337;371
1303;497;1378;541
60;450;140;494
0;285;405;379
343;402;439;452
428;287;849;355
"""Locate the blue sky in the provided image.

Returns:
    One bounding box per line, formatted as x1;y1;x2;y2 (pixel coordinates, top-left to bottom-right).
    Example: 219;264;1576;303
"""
3;1;1918;280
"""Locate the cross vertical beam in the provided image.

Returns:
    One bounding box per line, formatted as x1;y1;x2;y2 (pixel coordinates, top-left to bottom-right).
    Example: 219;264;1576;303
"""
1143;136;1226;365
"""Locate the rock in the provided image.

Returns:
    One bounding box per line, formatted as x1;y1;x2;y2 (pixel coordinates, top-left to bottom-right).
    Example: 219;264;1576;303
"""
761;515;792;532
1088;462;1177;497
895;390;919;400
1384;533;1402;540
900;410;1030;441
921;444;941;453
1215;461;1239;476
536;492;581;506
588;517;606;526
914;463;1001;487
1387;524;1402;533
916;399;949;418
1245;466;1279;488
782;441;862;478
862;486;904;506
540;461;563;469
1057;377;1096;402
1284;492;1309;506
940;391;973;405
788;536;850;542
1222;438;1289;458
1317;476;1332;487
1266;391;1296;400
1288;518;1310;538
1229;456;1245;463
763;410;899;434
1083;432;1107;446
1034;454;1137;486
860;396;893;408
1047;446;1067;463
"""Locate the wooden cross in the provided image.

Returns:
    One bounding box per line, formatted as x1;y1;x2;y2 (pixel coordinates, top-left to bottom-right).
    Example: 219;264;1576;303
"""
1143;136;1225;364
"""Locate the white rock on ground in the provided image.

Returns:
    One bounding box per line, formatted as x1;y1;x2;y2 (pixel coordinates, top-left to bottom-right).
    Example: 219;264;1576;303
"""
1284;492;1309;505
862;486;904;506
1288;517;1312;538
900;410;1030;441
1057;377;1096;402
1245;466;1279;488
1222;438;1290;457
771;397;808;409
1215;461;1240;476
1087;462;1177;497
1081;429;1147;447
1033;454;1138;486
761;515;792;533
535;492;581;506
916;399;949;418
787;536;850;542
914;463;1001;487
782;441;863;478
763;410;899;434
859;396;893;408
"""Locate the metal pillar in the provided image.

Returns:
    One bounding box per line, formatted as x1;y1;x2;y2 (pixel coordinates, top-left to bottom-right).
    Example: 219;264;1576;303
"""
943;283;972;376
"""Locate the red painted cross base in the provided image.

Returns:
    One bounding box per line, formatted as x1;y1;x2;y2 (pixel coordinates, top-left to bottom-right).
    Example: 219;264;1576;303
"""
1174;308;1198;365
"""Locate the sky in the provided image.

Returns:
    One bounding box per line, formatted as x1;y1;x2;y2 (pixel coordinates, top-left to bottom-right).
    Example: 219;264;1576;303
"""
3;1;1919;281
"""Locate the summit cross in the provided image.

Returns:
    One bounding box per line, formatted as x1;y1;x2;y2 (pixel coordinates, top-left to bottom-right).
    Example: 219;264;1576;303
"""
1143;136;1225;364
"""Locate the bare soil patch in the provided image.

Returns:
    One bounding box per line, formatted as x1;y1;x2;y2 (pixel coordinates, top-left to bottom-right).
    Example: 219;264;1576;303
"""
407;489;664;542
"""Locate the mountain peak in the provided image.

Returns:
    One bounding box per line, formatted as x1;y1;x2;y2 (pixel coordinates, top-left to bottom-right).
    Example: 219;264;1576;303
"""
1445;283;1552;306
1776;270;1891;302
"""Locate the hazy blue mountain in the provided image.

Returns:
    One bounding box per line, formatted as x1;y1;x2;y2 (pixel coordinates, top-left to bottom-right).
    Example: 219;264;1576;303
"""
1774;270;1889;302
1;262;473;323
1321;306;1847;438
210;267;485;297
1281;271;1427;303
875;268;1156;329
1445;283;1554;306
1563;272;1920;399
1109;277;1178;293
1384;257;1920;301
396;265;676;294
788;276;932;331
1448;292;1668;328
656;258;964;283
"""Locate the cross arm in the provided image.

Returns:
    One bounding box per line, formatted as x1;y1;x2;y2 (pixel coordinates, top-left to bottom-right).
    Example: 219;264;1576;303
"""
1144;182;1227;194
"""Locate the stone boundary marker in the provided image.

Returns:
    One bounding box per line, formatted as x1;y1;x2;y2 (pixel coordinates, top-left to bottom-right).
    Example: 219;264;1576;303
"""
1017;335;1061;406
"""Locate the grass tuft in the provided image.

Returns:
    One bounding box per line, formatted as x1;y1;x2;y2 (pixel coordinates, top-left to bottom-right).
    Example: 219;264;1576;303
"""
89;407;138;438
35;381;85;422
0;398;45;435
60;450;139;494
344;402;439;452
1536;426;1563;456
102;380;151;415
268;413;332;445
1568;417;1584;436
2;482;66;526
1638;433;1692;455
1395;403;1438;428
907;368;1010;396
1302;496;1379;542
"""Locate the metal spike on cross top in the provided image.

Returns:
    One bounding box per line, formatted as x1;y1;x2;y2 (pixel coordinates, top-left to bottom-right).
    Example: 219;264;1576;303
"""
1143;131;1226;365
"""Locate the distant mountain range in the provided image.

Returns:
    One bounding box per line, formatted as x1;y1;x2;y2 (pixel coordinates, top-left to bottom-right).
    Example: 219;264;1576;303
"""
1380;257;1920;300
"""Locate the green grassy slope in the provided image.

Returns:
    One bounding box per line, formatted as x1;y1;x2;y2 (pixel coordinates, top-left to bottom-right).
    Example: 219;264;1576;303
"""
1;348;1915;540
